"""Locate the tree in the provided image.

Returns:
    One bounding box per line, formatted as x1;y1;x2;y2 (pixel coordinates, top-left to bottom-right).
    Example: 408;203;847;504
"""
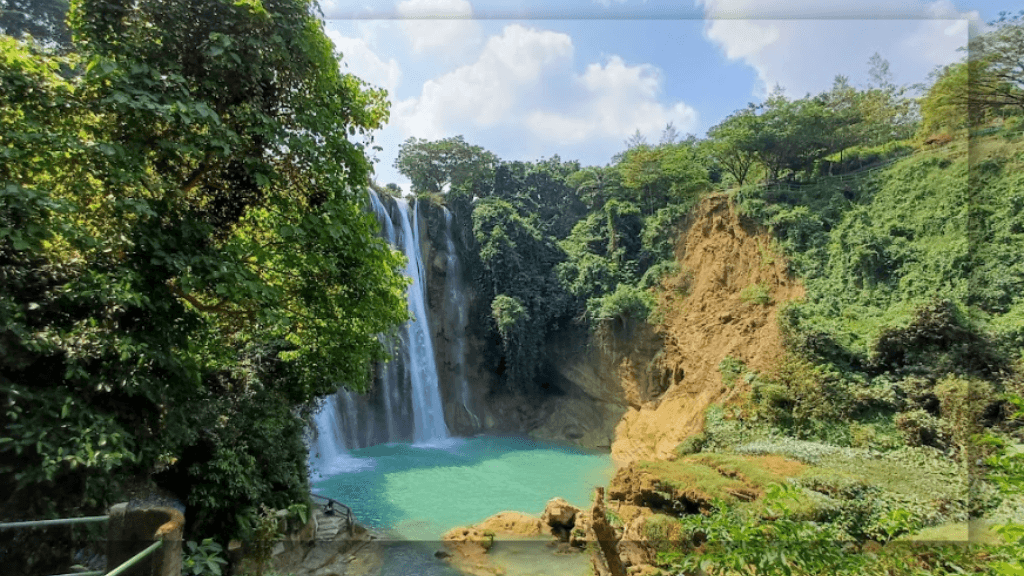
860;53;919;143
394;135;498;198
618;141;709;214
566;164;624;210
1;0;407;544
490;157;586;239
919;61;973;134
472;198;567;393
660;121;681;145
707;106;761;186
929;12;1024;122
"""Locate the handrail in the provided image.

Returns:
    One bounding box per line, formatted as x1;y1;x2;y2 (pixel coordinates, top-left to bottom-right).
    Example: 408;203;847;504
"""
0;516;108;530
105;540;163;576
309;493;354;537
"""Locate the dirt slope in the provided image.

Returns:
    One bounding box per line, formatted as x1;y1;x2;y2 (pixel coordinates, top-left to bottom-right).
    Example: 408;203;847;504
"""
611;194;804;465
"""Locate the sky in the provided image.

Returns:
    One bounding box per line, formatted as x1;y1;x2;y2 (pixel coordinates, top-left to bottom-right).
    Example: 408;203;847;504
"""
319;0;1024;191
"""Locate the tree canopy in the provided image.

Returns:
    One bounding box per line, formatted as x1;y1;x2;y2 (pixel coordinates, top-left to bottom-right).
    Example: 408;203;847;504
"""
394;135;498;197
0;0;407;547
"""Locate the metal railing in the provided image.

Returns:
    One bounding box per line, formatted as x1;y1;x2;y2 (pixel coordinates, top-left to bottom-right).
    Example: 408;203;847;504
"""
0;514;166;576
310;493;354;537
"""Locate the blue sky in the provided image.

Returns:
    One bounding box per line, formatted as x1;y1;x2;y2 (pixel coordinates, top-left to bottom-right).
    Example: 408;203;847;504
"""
320;0;1024;191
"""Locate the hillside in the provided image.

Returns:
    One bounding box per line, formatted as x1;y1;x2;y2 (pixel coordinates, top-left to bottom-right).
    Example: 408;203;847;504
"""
612;195;803;464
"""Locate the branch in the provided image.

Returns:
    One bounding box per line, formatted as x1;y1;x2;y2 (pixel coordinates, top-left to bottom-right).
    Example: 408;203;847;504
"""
169;284;256;318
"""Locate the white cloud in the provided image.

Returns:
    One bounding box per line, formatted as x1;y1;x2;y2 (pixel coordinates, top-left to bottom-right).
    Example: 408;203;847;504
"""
396;0;483;55
391;24;575;139
526;56;698;145
325;31;402;95
697;0;981;98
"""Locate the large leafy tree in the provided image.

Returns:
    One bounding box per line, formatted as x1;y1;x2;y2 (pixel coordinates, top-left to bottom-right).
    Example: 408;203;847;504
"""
0;0;407;544
394;135;498;198
491;156;586;239
617;141;710;214
707;106;761;186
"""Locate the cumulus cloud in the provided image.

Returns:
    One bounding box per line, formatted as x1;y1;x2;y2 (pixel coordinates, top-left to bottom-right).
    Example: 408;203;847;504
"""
697;0;980;97
396;0;483;55
391;24;575;139
525;56;698;145
325;31;402;95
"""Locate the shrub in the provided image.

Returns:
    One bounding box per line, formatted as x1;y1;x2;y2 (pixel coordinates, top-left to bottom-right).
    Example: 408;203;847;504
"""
182;538;228;576
739;281;772;305
934;375;996;460
893;408;949;450
674;433;707;456
587;283;655;324
491;294;529;340
718;356;747;388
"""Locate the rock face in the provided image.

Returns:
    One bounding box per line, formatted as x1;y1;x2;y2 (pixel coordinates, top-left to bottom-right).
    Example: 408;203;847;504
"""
541;497;580;543
589;487;627;576
611;195;803;465
415;193;801;459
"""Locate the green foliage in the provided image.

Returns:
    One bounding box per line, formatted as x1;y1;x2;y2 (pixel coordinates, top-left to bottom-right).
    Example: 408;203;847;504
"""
816;140;914;176
587;283;655;325
182;538;228;576
243;505;281;576
674;433;707;457
618;141;710;215
739;282;772;305
394;135;498;198
558;199;644;304
718;356;748;388
640;201;697;263
491;294;528;341
472;198;568;392
0;0;407;542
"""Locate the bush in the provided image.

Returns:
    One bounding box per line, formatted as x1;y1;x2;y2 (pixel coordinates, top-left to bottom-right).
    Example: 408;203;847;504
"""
739;282;772;305
587;283;655;324
674;433;707;456
934;375;996;460
718;356;748;388
893;409;949;449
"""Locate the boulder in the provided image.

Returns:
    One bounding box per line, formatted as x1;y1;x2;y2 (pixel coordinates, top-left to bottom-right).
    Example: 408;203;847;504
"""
475;511;544;537
541;497;580;542
442;526;495;557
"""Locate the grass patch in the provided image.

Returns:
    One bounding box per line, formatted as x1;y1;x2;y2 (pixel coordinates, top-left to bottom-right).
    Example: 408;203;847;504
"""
637;453;809;512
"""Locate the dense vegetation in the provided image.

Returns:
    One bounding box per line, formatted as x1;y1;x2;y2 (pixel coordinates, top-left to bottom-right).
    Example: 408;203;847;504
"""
0;0;407;569
390;14;1024;576
4;2;1024;575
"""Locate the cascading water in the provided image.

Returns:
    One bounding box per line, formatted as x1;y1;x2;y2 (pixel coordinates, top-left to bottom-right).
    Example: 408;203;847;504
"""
309;191;450;473
397;198;450;444
441;208;479;428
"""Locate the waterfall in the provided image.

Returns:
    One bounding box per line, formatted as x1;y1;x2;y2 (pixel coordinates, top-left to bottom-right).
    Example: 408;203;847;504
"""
395;197;450;444
442;208;479;428
309;191;450;471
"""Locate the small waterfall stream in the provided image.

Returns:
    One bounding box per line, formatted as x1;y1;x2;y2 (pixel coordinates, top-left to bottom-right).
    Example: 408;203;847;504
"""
310;191;451;473
441;209;479;428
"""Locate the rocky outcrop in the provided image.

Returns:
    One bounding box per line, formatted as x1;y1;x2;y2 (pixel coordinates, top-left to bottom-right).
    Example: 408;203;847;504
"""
590;487;627;576
540;497;587;545
612;195;803;465
475;511;544;536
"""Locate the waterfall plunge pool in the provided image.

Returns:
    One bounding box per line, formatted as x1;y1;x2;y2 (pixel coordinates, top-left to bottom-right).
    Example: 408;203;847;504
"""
310;435;614;542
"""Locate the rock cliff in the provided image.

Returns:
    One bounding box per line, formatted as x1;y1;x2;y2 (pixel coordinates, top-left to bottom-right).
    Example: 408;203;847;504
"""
414;193;801;461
